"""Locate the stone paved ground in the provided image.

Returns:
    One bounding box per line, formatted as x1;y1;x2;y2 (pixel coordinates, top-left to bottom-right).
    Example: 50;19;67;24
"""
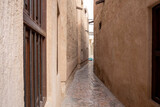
62;62;124;107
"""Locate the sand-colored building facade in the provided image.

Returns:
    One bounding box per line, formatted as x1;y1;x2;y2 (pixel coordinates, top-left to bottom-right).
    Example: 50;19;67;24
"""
0;0;88;107
58;0;89;94
94;0;160;107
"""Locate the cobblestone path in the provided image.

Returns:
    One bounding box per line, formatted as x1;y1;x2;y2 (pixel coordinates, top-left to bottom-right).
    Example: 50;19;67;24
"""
62;62;124;107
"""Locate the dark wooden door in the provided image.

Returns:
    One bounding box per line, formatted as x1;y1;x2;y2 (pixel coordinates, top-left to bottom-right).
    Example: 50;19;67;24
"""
152;3;160;104
23;0;47;107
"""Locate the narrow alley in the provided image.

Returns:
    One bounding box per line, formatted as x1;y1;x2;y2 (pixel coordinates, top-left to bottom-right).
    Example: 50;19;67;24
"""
62;62;124;107
1;0;160;107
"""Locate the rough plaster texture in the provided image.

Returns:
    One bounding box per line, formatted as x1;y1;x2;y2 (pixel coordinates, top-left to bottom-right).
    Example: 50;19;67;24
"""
0;0;24;107
58;0;89;88
66;0;89;80
94;0;160;107
77;0;89;66
89;37;94;58
81;9;89;63
67;0;78;79
58;0;79;85
58;0;78;95
0;0;88;107
77;0;82;67
58;0;67;82
45;0;62;107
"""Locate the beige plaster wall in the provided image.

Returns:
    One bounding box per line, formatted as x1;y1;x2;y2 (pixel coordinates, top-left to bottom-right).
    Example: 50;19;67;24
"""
67;0;78;79
0;0;75;107
89;37;94;59
0;0;24;107
58;0;67;82
57;0;89;95
77;0;89;66
58;0;89;82
94;0;160;106
81;9;89;63
58;0;78;93
45;0;62;107
77;0;83;67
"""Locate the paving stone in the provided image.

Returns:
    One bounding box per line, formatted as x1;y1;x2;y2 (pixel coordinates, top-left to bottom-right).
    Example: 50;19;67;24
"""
62;62;125;107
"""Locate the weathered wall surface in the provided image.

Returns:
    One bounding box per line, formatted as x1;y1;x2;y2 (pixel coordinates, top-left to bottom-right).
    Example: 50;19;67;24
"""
77;0;82;67
0;0;63;107
58;0;78;94
77;0;89;67
58;0;89;88
94;0;160;106
0;0;24;107
58;0;67;82
89;36;94;59
0;0;88;107
67;0;78;79
81;9;89;64
45;0;62;107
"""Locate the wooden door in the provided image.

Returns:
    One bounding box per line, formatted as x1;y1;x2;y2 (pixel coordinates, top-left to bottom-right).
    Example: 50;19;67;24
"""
152;3;160;104
23;0;47;107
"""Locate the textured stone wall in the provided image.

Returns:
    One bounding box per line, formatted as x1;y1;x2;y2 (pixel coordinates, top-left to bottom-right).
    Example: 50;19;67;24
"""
94;0;160;106
58;0;78;93
57;0;89;95
0;0;24;107
77;0;82;66
81;9;89;63
67;0;78;78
